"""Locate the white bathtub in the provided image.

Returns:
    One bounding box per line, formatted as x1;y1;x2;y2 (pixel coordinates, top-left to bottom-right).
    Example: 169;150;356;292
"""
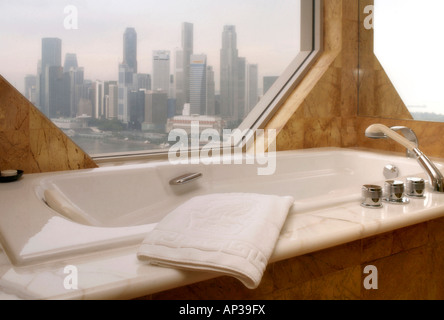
1;147;444;299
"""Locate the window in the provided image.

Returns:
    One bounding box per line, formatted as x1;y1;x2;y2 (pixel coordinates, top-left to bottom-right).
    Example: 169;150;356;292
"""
373;0;444;122
0;0;322;160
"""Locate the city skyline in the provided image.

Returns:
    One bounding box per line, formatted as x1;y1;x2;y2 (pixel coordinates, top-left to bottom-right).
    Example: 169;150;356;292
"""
0;0;301;94
28;23;271;131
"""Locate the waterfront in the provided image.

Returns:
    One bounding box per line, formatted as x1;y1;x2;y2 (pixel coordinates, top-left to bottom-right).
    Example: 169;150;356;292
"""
71;136;168;157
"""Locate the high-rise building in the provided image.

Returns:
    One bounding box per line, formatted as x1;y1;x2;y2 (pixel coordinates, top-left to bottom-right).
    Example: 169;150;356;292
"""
128;89;146;130
133;73;151;91
101;80;117;119
24;75;37;105
175;50;184;102
41;38;62;72
220;25;239;121
181;22;193;105
77;80;94;117
93;80;104;119
206;66;216;116
123;27;138;73
189;54;207;115
237;57;246;120
118;27;138;124
39;38;62;115
35;60;41;109
46;66;67;118
175;22;193;115
118;63;134;123
67;67;84;117
108;84;118;120
60;53;85;118
142;91;168;132
169;74;175;99
63;53;78;72
152;50;170;94
246;64;259;115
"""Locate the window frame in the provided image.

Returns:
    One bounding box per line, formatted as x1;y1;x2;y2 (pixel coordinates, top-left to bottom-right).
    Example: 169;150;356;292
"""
94;0;323;165
235;0;323;147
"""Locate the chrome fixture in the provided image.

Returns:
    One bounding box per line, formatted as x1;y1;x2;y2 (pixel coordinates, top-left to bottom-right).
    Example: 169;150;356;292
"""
406;177;426;198
383;164;399;180
366;124;444;193
361;185;383;209
169;172;203;186
383;180;409;205
365;126;418;158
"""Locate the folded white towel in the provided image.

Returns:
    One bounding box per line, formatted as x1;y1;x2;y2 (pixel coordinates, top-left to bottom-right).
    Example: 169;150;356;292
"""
137;193;294;289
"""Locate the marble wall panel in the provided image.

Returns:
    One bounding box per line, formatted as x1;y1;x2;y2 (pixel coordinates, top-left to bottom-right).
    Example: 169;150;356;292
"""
144;219;444;300
0;75;97;173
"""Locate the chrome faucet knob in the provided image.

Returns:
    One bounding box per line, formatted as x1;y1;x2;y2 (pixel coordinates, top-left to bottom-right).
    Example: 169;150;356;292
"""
383;180;410;204
361;185;383;209
406;177;426;198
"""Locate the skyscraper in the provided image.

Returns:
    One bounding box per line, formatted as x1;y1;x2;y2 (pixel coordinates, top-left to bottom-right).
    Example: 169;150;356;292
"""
189;54;207;115
67;67;84;117
246;64;259;115
237;57;246;120
118;27;138;124
220;25;239;121
103;80;118;119
118;63;134;123
128;89;146;129
133;73;151;91
94;80;104;119
123;27;138;73
206;66;216;116
143;91;168;132
63;53;78;72
41;38;62;72
46;65;66;118
24;75;37;104
152;50;170;94
39;38;62;115
175;22;193;115
108;84;118;119
181;22;193;104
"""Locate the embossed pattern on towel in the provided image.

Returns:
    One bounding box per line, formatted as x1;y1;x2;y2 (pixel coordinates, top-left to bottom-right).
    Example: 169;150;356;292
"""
144;196;267;270
137;193;295;289
187;197;258;235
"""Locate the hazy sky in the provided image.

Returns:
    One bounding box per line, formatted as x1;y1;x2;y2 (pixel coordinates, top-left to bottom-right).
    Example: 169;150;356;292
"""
0;0;301;93
374;0;444;115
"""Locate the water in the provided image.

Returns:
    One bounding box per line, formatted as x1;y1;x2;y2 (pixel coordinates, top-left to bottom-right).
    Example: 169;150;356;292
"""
71;136;165;157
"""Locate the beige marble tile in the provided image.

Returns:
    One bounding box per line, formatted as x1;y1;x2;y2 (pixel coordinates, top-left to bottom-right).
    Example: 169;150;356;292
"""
361;246;433;300
0;129;31;172
0;80;30;132
0;75;97;173
427;217;444;244
272;266;361;300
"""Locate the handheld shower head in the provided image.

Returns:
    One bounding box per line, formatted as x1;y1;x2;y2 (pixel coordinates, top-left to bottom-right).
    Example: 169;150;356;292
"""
365;124;417;151
365;129;387;139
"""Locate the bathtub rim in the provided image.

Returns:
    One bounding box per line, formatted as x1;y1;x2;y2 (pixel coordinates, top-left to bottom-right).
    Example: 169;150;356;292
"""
2;147;444;300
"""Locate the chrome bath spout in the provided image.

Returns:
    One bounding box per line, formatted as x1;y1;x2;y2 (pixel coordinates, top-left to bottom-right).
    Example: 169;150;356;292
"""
366;124;444;193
